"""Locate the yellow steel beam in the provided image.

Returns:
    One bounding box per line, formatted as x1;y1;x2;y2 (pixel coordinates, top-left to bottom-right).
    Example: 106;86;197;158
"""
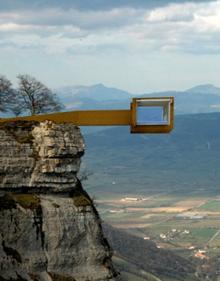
0;110;131;126
0;97;174;134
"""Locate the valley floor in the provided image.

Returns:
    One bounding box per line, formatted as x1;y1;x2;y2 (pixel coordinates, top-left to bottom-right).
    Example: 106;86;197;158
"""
90;188;220;281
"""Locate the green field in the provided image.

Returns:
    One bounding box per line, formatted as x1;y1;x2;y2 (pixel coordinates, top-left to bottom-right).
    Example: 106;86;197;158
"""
84;171;220;280
96;192;220;270
199;200;220;212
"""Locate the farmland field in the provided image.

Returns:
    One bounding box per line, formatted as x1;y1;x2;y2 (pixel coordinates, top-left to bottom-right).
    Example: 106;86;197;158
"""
86;188;220;280
199;200;220;212
91;190;220;262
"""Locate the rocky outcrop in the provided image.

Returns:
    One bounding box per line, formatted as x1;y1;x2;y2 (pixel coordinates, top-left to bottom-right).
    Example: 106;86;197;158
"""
0;121;120;281
0;121;84;192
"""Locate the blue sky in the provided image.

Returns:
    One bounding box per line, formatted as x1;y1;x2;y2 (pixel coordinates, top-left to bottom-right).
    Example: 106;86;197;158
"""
0;0;219;93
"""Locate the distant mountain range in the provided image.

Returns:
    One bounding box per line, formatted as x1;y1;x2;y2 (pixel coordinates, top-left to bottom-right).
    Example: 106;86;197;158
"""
56;83;220;114
186;84;220;95
56;84;132;110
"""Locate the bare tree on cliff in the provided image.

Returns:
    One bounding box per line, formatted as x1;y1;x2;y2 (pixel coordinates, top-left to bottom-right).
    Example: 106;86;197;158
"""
17;74;63;115
0;75;13;112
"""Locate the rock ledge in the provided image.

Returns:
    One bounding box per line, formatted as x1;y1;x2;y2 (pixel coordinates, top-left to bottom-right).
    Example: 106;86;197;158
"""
0;121;120;281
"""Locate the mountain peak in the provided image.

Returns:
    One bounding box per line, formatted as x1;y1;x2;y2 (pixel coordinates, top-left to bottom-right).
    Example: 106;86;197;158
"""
91;83;105;88
185;84;220;95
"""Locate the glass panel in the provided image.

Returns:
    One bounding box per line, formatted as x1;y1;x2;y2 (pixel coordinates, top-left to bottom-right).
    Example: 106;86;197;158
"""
136;106;168;125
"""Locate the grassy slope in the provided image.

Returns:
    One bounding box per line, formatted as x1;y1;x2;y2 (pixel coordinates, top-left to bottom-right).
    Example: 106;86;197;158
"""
103;224;198;281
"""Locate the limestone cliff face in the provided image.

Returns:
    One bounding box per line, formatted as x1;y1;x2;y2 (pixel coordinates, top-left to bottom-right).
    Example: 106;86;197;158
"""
0;121;120;281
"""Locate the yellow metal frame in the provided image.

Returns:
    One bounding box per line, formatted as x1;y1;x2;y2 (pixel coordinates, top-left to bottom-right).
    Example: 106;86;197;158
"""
130;97;174;134
0;97;174;134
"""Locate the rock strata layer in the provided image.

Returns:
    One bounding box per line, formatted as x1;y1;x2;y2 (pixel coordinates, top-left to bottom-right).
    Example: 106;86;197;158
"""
0;121;120;281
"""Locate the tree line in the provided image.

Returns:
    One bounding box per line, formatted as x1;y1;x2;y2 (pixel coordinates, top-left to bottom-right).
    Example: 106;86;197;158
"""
0;74;63;116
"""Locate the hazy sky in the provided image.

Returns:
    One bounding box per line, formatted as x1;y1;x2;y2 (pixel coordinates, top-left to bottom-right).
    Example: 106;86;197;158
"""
0;0;220;93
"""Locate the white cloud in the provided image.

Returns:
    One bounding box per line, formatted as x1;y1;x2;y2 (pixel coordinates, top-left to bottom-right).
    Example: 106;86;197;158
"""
0;1;220;55
0;23;26;32
146;2;196;22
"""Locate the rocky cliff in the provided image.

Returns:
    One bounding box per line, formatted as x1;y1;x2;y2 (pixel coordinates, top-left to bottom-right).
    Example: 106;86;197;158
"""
0;121;120;281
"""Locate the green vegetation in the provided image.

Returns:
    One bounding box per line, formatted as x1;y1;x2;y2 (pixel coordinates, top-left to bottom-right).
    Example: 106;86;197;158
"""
73;194;92;207
0;193;40;211
98;191;220;280
199;200;220;212
12;193;40;210
190;228;217;239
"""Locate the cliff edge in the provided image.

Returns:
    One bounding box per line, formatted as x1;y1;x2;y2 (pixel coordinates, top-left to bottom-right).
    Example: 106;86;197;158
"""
0;121;120;281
